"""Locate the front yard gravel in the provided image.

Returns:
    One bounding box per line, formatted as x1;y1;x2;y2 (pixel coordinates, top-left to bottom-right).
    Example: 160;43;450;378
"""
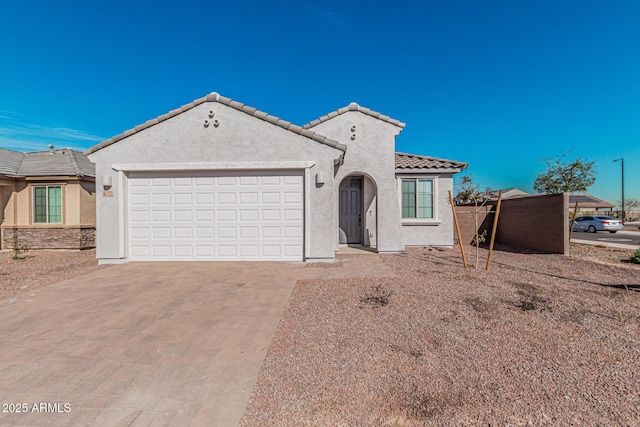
0;249;108;301
242;245;640;426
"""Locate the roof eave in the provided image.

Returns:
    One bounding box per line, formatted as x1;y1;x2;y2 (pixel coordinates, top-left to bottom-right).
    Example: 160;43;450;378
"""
304;102;406;129
85;93;346;156
395;167;466;174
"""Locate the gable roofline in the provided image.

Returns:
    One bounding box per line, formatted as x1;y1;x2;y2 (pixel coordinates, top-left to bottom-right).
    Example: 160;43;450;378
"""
303;102;406;129
394;152;467;172
85;93;347;156
0;148;95;178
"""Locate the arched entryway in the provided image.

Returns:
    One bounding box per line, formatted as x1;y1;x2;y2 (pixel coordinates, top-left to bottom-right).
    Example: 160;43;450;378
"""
338;174;377;249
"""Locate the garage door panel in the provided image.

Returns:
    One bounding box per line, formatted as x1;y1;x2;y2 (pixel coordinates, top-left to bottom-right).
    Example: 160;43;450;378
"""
152;211;171;222
152;193;170;205
217;227;235;238
151;178;170;187
218;210;236;221
131;194;149;206
261;209;280;221
174;227;192;239
195;210;214;221
130;211;149;222
239;210;258;221
174;246;193;257
128;170;304;261
218;193;236;204
174;193;192;204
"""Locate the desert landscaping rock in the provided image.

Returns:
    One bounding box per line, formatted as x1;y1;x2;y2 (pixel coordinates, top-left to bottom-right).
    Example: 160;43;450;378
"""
0;250;108;301
241;245;639;426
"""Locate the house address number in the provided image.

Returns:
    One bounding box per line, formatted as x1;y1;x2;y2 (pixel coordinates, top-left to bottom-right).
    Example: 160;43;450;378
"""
102;190;114;197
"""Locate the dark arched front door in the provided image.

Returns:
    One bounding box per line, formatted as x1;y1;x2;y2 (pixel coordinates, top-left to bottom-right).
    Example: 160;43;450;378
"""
339;177;362;244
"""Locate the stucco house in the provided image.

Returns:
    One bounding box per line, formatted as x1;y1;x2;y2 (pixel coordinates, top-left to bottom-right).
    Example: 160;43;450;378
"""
0;147;96;250
85;93;466;264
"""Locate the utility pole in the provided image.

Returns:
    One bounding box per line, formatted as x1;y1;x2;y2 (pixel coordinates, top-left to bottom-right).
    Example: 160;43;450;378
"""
613;158;625;221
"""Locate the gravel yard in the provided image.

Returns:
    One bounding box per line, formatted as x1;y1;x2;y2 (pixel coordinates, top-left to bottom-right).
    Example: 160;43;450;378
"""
242;245;640;426
0;249;108;301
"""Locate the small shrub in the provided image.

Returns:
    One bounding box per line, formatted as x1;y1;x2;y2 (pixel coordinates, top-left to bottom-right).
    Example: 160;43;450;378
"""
361;284;392;307
11;236;29;261
470;230;488;247
516;293;551;311
631;248;640;264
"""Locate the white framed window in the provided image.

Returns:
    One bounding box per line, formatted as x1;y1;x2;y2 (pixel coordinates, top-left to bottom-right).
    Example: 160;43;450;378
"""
33;186;62;224
401;178;434;219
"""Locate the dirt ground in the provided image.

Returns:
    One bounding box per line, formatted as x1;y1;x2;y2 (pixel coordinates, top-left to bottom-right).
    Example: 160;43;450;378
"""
0;249;109;301
241;244;640;426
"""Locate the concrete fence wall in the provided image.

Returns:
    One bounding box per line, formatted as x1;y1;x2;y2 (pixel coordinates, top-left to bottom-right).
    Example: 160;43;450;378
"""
453;193;569;254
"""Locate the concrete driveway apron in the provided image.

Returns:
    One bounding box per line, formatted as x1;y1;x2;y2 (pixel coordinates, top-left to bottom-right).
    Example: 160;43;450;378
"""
0;261;302;426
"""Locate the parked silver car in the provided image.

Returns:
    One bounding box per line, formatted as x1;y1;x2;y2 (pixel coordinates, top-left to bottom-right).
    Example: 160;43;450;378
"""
570;215;624;233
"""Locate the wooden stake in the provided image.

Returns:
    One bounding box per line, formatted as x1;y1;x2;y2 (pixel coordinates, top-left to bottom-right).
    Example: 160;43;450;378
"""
568;201;579;253
449;190;467;268
485;190;503;270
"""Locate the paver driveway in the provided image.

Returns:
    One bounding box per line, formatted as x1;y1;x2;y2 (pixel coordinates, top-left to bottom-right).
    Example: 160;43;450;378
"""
0;262;302;426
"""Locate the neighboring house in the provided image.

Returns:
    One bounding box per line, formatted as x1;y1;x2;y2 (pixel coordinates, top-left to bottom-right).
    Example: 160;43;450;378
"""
486;187;531;200
568;194;615;212
0;147;96;250
85;93;466;264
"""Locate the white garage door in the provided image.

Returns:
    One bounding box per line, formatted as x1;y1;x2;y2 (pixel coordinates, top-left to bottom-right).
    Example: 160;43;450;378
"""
127;170;304;261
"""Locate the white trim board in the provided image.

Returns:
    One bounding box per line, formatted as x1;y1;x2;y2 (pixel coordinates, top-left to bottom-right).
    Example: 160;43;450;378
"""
113;161;316;172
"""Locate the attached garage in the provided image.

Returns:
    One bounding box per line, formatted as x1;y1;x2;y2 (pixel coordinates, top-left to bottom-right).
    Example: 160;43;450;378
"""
86;92;464;264
127;170;304;261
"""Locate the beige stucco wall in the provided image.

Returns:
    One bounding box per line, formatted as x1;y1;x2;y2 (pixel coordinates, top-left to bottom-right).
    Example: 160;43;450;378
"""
80;181;96;225
0;178;95;227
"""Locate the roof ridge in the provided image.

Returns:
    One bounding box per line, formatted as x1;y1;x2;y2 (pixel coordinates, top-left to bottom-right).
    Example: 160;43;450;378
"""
303;102;406;129
67;149;84;177
85;93;347;155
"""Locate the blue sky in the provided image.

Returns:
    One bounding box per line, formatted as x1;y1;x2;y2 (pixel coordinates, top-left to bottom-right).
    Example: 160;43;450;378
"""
1;0;638;205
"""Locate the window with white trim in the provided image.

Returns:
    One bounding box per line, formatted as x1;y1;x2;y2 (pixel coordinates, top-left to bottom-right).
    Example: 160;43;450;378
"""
33;186;62;224
401;179;434;219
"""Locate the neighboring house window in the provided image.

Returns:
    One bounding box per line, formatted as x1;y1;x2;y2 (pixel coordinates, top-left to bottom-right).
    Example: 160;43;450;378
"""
33;186;62;224
402;179;434;219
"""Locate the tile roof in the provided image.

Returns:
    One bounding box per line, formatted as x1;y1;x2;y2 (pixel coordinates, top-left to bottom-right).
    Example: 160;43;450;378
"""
304;102;406;129
85;93;347;155
0;148;25;176
395;152;467;171
0;147;95;178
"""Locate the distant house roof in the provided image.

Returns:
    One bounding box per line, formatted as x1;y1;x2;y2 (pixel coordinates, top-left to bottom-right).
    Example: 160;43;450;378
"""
395;152;467;171
85;92;347;155
487;188;531;200
0;147;95;178
304;102;406;129
0;148;25;176
569;194;614;209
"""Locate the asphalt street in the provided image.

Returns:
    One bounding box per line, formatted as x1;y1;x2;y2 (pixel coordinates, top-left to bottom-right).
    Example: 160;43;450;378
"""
571;229;640;249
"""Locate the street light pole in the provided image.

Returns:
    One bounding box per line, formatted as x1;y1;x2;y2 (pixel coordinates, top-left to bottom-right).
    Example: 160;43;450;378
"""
613;158;625;221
